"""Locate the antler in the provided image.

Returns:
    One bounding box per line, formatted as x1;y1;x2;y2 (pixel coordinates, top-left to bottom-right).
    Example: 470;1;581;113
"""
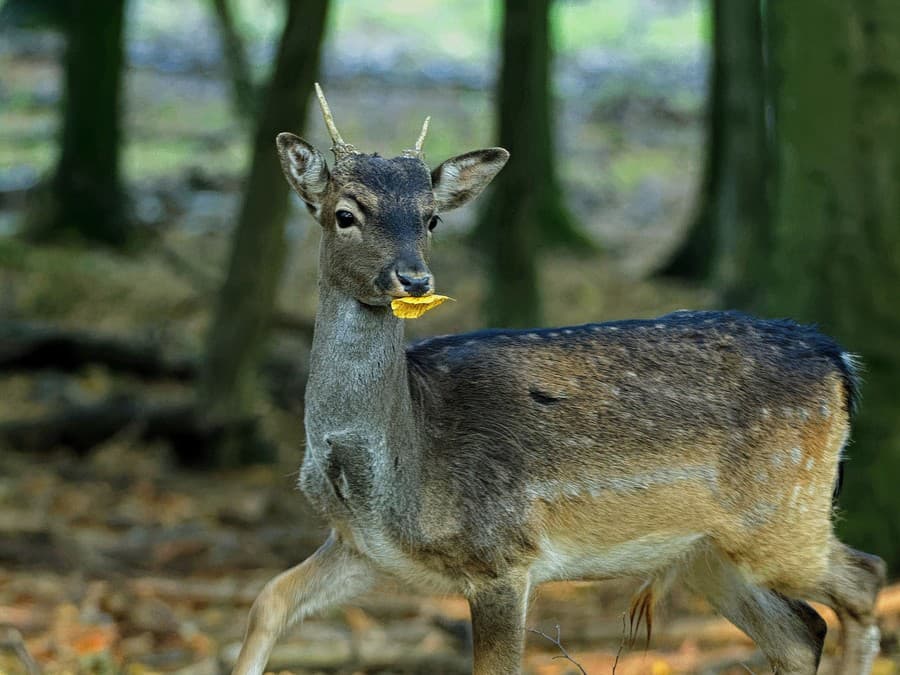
315;82;357;161
402;116;431;159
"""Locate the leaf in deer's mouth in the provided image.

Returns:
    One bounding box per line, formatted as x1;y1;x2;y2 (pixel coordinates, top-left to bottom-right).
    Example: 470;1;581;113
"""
390;294;453;319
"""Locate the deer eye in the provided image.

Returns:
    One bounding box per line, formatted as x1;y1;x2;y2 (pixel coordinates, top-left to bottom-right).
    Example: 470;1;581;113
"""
335;209;356;228
428;215;441;232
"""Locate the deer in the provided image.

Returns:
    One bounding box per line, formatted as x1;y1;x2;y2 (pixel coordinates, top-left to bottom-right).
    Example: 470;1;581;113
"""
231;85;886;675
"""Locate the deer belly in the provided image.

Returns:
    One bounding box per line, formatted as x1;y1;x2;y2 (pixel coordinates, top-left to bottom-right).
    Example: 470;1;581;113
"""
531;532;703;584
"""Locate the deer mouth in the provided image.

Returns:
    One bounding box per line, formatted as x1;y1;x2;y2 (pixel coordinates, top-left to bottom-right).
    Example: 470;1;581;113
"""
372;266;433;301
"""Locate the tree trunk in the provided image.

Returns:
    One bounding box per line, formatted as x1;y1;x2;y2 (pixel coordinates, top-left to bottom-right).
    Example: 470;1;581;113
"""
658;0;767;291
474;0;588;328
26;0;129;247
762;0;900;569
198;0;329;467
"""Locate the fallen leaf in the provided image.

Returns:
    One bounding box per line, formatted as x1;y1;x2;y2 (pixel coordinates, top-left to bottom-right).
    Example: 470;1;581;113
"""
71;626;116;655
390;294;452;319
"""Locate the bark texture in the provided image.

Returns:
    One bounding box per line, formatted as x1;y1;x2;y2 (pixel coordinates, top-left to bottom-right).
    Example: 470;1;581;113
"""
198;0;330;466
474;0;588;328
27;0;129;246
761;0;900;568
659;0;767;291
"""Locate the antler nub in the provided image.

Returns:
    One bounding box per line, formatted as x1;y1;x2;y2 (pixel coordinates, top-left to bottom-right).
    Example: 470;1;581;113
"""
403;116;431;159
314;82;357;160
414;116;431;154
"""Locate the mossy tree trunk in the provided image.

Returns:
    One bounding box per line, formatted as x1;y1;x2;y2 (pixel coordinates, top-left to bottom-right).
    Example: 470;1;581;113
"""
659;0;767;290
475;0;588;328
27;0;130;247
759;0;900;569
198;0;330;467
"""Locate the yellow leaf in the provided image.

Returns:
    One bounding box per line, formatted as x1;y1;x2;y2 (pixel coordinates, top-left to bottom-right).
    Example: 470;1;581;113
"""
390;294;453;319
651;660;672;675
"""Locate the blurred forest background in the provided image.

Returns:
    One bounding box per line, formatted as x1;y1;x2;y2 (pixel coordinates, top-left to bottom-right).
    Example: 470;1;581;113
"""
0;0;898;673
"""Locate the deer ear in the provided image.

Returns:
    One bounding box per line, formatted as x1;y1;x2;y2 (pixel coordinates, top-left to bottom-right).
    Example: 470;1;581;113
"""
431;148;509;212
276;132;330;213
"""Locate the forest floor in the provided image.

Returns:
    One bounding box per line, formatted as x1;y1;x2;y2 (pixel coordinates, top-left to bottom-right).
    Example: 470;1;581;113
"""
1;444;899;675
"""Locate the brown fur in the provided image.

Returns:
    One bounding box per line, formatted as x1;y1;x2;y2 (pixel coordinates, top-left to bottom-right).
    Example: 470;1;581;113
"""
232;110;884;675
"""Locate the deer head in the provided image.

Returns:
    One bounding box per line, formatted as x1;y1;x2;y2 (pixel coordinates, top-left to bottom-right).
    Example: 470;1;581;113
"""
276;84;509;306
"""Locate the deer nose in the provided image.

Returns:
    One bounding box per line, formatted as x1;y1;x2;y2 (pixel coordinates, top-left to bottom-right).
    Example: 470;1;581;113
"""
396;271;432;296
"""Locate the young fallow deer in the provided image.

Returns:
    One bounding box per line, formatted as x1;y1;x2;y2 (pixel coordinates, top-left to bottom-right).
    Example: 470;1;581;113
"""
232;85;885;675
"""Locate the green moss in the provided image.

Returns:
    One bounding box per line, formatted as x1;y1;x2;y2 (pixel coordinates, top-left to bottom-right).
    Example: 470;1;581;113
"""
123;138;247;180
606;149;681;193
643;10;705;56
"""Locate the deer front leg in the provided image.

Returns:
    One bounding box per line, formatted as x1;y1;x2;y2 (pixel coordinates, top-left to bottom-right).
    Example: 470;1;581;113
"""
232;530;376;675
468;575;530;675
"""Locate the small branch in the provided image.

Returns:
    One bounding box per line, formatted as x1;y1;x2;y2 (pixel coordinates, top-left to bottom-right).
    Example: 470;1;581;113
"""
528;624;587;675
208;0;257;123
158;244;314;341
613;612;626;674
0;627;41;675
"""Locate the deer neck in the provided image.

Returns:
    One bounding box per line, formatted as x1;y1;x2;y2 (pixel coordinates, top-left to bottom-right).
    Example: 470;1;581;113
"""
305;279;418;451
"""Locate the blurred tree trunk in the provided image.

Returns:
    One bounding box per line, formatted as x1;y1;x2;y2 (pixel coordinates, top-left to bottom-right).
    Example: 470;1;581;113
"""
758;0;900;569
209;0;257;123
198;0;329;467
475;0;589;328
26;0;130;247
658;0;767;288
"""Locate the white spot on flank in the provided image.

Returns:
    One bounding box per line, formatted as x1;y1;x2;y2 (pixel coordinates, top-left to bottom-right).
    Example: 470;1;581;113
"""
655;323;665;329
805;457;815;471
771;453;783;468
790;447;803;465
532;533;703;583
563;329;573;335
761;407;770;419
526;466;719;504
548;332;559;338
756;470;769;482
527;333;541;340
626;371;637;378
789;484;802;507
608;326;619;331
820;403;831;418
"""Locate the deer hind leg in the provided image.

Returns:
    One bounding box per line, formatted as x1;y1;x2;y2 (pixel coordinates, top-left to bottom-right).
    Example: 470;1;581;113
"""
683;549;826;674
803;541;886;674
468;575;530;675
232;531;377;675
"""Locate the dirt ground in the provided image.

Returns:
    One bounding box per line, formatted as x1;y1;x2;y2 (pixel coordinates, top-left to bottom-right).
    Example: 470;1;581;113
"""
1;443;899;675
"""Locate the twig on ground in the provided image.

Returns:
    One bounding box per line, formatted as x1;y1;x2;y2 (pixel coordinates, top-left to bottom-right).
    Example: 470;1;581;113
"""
528;624;587;675
0;627;41;675
613;611;627;674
